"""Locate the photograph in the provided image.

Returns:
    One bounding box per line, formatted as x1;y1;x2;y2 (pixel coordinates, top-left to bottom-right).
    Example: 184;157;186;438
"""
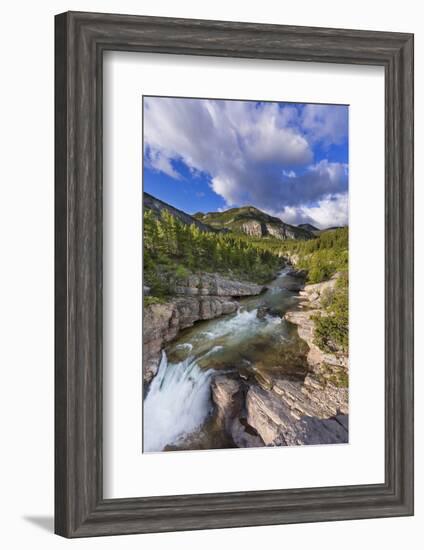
0;1;416;544
142;96;349;452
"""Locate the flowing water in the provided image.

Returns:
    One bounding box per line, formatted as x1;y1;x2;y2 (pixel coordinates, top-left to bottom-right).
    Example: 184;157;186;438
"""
143;267;308;452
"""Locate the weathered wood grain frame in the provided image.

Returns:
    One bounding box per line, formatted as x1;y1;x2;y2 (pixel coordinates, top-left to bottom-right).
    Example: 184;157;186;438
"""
55;11;414;538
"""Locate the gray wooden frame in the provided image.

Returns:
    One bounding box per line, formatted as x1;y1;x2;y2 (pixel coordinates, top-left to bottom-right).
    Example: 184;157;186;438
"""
55;11;414;538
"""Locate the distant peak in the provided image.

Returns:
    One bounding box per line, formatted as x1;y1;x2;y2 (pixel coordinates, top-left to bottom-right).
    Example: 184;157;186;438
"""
298;223;319;232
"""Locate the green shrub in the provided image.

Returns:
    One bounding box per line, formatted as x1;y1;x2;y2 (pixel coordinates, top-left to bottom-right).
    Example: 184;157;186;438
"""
174;265;190;280
313;273;349;353
144;296;166;307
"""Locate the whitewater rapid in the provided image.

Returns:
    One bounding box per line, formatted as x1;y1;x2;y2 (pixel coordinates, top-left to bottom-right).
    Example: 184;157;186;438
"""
143;351;214;452
143;267;298;452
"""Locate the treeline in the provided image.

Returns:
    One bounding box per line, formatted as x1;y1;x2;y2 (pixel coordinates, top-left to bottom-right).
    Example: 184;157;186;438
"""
144;209;349;355
279;227;348;284
144;209;282;296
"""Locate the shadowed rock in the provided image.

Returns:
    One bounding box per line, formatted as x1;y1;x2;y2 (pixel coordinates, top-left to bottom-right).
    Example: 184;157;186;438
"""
212;375;265;448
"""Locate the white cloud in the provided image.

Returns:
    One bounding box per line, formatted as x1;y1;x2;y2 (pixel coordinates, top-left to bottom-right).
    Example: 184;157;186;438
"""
277;192;349;229
143;97;348;217
209;158;348;212
145;149;181;179
144;97;312;180
300;104;348;147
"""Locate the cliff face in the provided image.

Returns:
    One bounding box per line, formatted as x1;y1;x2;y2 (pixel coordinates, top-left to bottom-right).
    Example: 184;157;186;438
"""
266;222;310;240
240;219;310;240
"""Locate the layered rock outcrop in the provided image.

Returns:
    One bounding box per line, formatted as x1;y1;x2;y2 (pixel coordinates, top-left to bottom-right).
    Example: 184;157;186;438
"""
240;220;313;241
246;384;348;446
285;275;348;371
204;272;349;448
170;272;263;297
232;272;350;446
209;372;348;448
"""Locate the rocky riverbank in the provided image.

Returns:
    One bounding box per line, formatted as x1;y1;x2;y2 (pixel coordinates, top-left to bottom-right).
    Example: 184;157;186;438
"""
285;274;349;374
143;273;264;382
210;369;348;447
144;267;349;450
208;272;349;448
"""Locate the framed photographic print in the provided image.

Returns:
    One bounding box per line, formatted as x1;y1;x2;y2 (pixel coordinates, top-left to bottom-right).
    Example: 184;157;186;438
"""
55;11;414;537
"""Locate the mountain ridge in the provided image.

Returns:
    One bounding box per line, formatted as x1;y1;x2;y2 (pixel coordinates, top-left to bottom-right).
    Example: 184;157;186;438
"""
144;192;223;233
298;223;320;234
144;192;318;241
194;205;314;240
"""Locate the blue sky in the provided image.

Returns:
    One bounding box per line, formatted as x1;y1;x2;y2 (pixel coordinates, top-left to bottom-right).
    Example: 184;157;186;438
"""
143;97;348;229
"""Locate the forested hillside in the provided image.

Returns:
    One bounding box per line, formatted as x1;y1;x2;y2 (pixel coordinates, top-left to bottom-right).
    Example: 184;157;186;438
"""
143;209;282;298
281;226;348;284
143;194;348;356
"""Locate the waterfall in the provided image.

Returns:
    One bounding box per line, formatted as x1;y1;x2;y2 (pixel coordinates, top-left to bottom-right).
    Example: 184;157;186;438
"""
143;291;291;452
143;351;214;452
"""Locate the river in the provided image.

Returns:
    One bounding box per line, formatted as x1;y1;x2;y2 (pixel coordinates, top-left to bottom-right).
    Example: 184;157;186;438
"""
143;267;308;452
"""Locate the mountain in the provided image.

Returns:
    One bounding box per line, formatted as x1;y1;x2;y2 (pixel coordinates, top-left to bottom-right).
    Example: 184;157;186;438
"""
298;223;349;235
320;226;346;233
298;223;320;234
144;192;220;233
194;206;315;240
